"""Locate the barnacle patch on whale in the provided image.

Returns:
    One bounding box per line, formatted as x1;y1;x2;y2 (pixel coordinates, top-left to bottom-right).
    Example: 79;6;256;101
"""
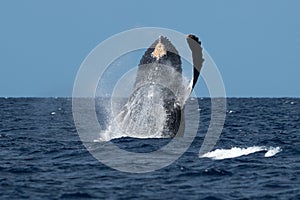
151;40;167;60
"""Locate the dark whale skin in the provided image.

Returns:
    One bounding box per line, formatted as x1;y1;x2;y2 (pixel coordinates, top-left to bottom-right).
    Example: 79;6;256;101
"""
116;35;202;138
130;36;185;137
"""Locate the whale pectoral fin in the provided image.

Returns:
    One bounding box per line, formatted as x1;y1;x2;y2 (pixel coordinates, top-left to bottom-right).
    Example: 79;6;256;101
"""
186;34;204;92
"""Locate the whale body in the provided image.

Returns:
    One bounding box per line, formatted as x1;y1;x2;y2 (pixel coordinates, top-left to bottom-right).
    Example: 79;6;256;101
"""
113;35;203;138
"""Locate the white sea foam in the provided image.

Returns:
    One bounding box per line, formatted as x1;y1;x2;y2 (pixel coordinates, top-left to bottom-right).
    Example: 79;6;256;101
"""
200;146;281;160
264;146;282;157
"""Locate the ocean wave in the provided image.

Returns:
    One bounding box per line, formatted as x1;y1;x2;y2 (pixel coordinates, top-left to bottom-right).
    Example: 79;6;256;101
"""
200;146;281;160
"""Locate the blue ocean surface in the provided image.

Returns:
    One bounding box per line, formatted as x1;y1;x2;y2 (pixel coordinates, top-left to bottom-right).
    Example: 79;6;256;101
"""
0;98;299;199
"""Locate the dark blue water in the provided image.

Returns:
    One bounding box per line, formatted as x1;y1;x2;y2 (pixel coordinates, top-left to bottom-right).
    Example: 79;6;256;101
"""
0;98;299;199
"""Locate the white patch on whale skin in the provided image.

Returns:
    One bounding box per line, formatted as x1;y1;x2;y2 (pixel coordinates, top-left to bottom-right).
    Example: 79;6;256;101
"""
151;41;167;60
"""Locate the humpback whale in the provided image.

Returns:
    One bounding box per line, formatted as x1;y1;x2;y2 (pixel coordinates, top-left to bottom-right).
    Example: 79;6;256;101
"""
112;34;203;138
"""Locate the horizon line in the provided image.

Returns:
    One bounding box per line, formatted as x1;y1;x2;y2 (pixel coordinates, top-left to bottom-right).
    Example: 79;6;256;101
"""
0;96;299;98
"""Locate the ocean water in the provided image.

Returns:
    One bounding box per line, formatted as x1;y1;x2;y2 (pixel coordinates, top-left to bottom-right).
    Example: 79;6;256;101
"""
0;98;299;199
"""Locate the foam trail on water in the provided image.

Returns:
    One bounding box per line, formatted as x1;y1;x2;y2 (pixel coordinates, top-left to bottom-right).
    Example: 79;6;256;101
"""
200;146;281;160
264;146;281;157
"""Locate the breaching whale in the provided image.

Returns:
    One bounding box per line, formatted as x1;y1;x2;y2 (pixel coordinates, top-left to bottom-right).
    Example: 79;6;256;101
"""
112;34;203;138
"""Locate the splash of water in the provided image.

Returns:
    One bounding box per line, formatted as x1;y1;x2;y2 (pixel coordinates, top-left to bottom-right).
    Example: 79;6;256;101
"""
110;84;168;139
99;66;190;141
200;146;282;160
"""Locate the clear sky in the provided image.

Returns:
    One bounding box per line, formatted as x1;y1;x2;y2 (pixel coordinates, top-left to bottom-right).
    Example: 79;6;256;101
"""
1;0;299;97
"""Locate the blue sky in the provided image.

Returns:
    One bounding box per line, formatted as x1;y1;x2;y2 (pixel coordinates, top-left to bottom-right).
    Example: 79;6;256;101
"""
1;0;299;97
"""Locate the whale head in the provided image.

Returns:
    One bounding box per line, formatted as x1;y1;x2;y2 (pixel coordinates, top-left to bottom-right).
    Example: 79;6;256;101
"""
139;36;182;73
